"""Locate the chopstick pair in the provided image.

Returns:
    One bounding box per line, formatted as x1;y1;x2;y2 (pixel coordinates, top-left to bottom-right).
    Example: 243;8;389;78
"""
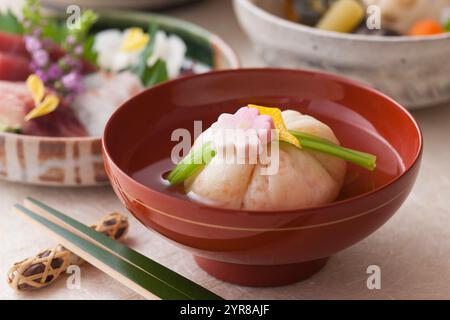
14;198;222;300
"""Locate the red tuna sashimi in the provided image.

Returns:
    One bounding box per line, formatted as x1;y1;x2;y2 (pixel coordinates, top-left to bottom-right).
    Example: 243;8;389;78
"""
23;103;88;137
0;80;88;137
0;31;62;59
0;51;95;82
0;32;28;57
0;53;30;81
0;31;97;81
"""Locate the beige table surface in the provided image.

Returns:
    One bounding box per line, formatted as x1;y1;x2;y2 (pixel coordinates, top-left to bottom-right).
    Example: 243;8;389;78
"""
1;0;449;300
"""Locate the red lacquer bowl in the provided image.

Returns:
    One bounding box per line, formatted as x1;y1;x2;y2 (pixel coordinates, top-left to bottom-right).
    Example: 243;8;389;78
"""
103;69;422;287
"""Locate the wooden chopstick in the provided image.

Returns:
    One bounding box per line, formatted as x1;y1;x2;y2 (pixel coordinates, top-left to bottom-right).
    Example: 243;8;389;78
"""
15;200;222;300
23;197;222;300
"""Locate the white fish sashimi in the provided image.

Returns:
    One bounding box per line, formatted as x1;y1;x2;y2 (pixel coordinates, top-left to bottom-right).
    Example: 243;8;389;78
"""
94;29;143;72
72;71;144;136
93;30;130;72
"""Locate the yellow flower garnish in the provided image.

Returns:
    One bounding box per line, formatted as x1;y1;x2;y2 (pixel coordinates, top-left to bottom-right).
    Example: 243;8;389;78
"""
26;74;45;105
25;74;60;121
120;28;150;53
248;104;301;148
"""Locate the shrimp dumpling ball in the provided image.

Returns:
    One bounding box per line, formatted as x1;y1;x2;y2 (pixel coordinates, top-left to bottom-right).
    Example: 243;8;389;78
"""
185;109;347;211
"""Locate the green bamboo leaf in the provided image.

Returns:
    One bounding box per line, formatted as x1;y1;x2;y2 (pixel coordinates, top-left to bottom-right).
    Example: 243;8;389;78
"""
0;10;23;34
23;198;222;300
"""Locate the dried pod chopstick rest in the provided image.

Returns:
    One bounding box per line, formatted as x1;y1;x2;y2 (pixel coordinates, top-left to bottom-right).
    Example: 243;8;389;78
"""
96;212;129;241
7;245;71;291
7;212;129;291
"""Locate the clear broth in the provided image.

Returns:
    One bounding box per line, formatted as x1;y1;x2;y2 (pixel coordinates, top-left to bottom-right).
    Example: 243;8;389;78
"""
127;102;404;205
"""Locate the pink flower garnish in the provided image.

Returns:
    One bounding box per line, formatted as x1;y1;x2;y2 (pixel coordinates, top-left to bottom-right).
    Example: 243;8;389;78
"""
213;107;275;143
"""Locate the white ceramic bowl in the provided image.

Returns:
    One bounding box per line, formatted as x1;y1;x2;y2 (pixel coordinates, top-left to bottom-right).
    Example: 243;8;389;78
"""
233;0;450;109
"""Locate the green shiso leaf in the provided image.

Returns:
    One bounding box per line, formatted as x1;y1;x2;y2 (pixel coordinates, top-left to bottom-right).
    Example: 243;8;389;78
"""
131;23;158;80
132;23;158;79
143;58;169;87
167;131;377;186
0;10;23;34
41;19;68;44
131;23;169;87
83;34;98;65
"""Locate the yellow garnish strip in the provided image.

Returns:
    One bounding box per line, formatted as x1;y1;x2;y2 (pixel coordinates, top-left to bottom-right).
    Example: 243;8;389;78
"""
120;28;150;52
248;104;301;148
24;74;60;121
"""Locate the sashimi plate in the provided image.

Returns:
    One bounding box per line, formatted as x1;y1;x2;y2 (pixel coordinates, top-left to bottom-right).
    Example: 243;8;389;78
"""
0;9;239;186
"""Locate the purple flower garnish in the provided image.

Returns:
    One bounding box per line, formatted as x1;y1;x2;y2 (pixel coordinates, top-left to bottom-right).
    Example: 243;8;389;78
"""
61;55;78;68
61;72;84;93
32;49;49;67
29;61;38;72
47;63;63;80
66;35;76;45
35;69;49;83
32;28;42;37
22;20;31;29
24;36;41;52
21;0;92;107
41;38;52;47
74;45;83;56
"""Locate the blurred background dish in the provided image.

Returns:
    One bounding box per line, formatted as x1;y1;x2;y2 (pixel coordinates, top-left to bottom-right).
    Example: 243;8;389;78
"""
0;9;239;187
41;0;203;10
233;0;450;109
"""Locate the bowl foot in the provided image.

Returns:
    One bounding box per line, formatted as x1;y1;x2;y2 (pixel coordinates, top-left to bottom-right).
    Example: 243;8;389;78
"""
194;256;329;287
